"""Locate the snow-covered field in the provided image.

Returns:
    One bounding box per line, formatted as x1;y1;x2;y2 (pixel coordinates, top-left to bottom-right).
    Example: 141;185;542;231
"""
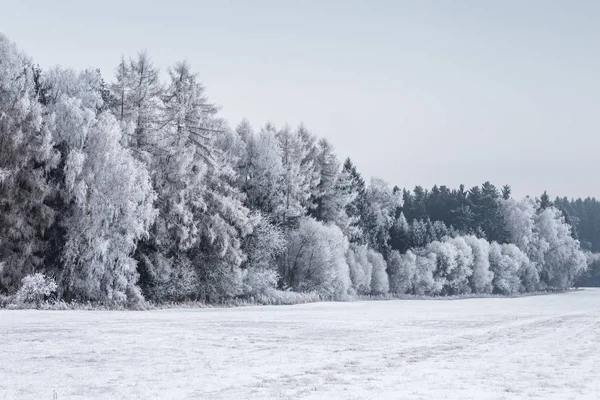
1;290;599;400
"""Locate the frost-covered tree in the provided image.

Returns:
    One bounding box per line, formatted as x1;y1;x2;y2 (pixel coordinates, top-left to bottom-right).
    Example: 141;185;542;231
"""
346;244;372;295
464;235;494;294
280;217;350;297
150;62;251;301
488;243;523;295
363;178;401;257
0;35;57;294
389;212;411;253
499;197;538;253
110;57;130;123
243;126;285;215
276;125;312;225
240;212;286;296
500;197;586;290
534;206;587;289
426;238;472;295
387;250;413;294
414;250;441;295
296;124;321;212
342;158;367;243
409;219;429;248
389;247;440;295
312;139;341;222
227;119;252;189
367;248;389;294
312;139;357;236
44;67;157;305
113;51;163;158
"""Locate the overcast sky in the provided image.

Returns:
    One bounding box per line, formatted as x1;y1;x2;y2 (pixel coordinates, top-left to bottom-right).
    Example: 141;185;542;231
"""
2;0;599;198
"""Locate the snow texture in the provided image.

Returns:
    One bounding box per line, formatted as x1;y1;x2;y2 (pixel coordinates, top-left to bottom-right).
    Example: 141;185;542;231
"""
1;289;599;399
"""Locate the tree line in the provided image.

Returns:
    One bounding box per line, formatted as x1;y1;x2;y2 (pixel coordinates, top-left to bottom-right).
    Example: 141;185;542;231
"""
0;34;596;307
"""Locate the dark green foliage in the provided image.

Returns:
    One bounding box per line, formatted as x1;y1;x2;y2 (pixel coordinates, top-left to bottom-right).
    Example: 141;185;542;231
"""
539;191;552;210
342;158;367;244
576;260;600;287
501;185;511;200
399;181;508;244
554;196;600;252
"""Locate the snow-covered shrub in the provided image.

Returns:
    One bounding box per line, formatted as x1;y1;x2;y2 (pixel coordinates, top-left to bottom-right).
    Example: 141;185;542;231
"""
280;217;350;298
346;244;372;294
250;288;322;305
367;248;389;294
388;249;416;294
498;243;538;293
0;294;12;308
445;236;474;294
488;243;522;295
165;259;199;301
14;273;57;306
414;250;441;295
464;235;494;294
242;268;279;296
426;238;472;295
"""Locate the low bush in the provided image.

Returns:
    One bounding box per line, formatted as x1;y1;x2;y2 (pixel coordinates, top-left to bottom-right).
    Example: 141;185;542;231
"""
13;274;57;307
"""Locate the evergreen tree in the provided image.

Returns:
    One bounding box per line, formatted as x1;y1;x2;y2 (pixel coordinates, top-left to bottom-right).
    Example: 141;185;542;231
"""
342;158;367;243
501;185;512;200
539;191;552;210
276;125;311;226
0;35;57;294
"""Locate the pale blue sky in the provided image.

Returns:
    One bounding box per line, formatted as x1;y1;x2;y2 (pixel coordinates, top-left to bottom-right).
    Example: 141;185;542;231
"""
2;0;599;198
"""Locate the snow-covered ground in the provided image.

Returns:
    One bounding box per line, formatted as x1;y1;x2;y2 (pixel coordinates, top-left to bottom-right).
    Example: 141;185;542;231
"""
1;290;599;400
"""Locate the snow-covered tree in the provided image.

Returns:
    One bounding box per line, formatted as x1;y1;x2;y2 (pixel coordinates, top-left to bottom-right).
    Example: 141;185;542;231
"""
499;197;539;253
346;244;372;295
426;238;472;295
414;250;441;295
410;219;429;247
44;67;157;305
464;235;494;294
280;217;350;297
342;158;367;243
120;60;253;302
389;212;411;253
240;212;286;295
0;35;57;294
296;124;321;212
276;125;312;225
500;197;586;290
387;250;414;294
367;248;389;294
363;178;401;256
534;206;587;289
243;126;285;215
488;243;523;295
113;51;163;158
312;139;357;236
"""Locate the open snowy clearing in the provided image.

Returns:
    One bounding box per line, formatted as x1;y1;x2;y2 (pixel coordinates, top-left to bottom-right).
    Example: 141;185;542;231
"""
1;290;600;400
